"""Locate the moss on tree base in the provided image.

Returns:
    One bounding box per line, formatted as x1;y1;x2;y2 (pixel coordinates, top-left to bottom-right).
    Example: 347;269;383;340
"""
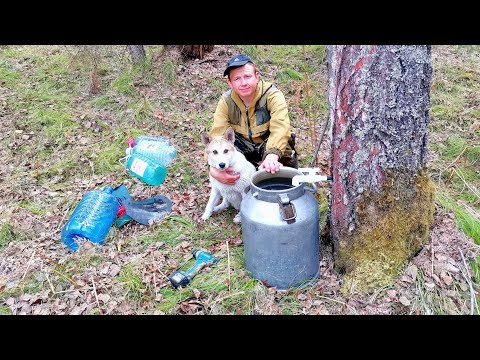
336;169;435;295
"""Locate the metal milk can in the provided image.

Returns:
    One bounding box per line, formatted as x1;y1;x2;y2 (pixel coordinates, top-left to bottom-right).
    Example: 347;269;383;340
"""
240;167;329;290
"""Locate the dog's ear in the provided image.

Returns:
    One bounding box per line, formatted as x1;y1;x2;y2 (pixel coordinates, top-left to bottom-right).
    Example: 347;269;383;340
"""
225;127;235;143
201;132;211;146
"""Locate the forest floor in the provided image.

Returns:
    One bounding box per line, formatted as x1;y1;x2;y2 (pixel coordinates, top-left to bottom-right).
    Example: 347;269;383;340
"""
0;45;479;315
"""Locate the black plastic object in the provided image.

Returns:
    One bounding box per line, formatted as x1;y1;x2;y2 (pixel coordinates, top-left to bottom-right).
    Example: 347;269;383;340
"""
122;195;172;226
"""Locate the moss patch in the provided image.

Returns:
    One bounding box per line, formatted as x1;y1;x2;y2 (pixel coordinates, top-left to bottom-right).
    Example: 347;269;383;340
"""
337;169;436;294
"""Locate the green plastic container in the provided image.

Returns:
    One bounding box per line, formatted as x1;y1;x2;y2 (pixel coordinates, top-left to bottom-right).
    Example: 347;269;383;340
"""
126;152;167;186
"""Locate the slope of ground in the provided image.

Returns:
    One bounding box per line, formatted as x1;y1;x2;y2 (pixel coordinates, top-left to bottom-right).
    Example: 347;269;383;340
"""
0;45;479;315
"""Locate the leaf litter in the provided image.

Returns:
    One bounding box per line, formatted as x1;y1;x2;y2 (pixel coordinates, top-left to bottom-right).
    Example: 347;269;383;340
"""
0;45;479;315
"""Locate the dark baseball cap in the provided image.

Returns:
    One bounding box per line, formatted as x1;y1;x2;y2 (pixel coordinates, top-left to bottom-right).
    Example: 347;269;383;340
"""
223;54;254;76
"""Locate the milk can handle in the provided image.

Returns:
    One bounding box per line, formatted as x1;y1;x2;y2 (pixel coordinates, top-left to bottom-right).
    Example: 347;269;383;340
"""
304;183;317;194
277;193;296;224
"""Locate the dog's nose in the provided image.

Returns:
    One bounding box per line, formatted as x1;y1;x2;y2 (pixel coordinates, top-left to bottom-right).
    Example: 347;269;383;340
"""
219;163;226;169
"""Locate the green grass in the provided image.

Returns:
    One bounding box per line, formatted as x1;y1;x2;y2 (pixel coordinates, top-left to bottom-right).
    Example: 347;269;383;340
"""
117;264;146;302
17;201;47;216
94;141;125;175
214;279;257;314
277;68;304;82
431;132;480;222
471;257;480;285
140;216;231;248
159;59;177;86
437;192;480;244
93;95;117;108
456;45;480;54
410;268;463;315
4;276;45;299
1;45;479;315
444;139;479;159
0;224;14;250
63;254;105;273
113;71;136;95
156;247;258;314
156;287;187;313
35;108;78;142
0;46;23;59
0;306;13;315
430;56;480;132
167;160;201;190
131;96;154;123
431;104;456;122
0;61;20;87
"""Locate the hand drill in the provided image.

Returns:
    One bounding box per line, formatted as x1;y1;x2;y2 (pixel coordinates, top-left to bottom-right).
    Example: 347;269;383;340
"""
168;249;217;288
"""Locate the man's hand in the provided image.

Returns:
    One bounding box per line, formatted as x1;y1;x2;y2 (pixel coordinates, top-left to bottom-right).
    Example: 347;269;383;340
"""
259;153;282;174
209;166;240;185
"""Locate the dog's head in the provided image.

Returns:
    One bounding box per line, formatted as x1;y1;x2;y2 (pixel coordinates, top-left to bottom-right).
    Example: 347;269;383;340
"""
201;127;236;170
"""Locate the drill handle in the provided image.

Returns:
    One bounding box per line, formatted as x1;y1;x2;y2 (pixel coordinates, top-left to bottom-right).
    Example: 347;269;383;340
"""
185;260;206;278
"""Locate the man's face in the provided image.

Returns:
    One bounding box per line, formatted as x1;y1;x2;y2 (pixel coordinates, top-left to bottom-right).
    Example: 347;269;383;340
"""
227;63;259;101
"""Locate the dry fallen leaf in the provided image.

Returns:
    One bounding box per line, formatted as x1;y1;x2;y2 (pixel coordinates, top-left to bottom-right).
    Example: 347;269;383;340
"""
404;264;418;280
398;296;411;306
97;293;110;304
179;300;203;314
192;288;202;299
386;290;397;299
440;271;454;286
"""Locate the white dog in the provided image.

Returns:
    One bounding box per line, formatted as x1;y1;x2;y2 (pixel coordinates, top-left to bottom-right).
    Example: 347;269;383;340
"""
201;127;256;223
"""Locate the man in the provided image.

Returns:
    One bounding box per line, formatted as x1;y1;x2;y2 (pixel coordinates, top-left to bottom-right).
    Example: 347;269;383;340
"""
208;53;298;185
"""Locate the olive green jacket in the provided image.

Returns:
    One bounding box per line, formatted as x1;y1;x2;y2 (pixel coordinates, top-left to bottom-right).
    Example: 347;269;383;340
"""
210;80;291;160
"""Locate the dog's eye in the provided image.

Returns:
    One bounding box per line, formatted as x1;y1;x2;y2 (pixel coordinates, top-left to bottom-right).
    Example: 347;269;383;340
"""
213;150;217;155
223;149;228;154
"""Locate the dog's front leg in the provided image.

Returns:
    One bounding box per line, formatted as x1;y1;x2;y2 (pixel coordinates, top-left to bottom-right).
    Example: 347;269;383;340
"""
213;198;229;213
201;188;221;220
233;188;248;224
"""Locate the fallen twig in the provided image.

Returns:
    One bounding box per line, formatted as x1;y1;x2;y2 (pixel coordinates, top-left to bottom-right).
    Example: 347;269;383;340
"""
26;213;49;228
49;267;75;285
431;240;435;278
209;291;245;307
452;167;480;199
21;249;36;280
438;146;467;185
309;117;330;168
226;240;231;293
91;276;100;308
55;288;88;294
153;272;158;299
45;270;56;295
37;250;63;268
458;247;479;315
316;294;357;314
55;204;72;234
464;203;480;221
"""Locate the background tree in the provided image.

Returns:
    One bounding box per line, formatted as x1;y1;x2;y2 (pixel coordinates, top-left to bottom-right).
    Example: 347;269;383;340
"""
127;45;146;64
327;45;435;293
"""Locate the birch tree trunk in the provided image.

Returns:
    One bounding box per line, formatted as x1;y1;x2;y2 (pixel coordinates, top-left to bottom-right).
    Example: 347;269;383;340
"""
327;45;435;293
